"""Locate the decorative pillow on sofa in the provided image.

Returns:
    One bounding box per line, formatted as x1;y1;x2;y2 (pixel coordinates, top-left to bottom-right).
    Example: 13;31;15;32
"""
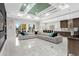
20;32;28;36
52;32;58;37
48;33;53;37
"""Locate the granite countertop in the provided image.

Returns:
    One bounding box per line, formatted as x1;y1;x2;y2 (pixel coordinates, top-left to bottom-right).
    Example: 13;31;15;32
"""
68;36;79;40
55;31;71;32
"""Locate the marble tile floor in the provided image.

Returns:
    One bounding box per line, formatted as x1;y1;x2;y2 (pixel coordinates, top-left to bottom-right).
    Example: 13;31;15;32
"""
14;37;68;56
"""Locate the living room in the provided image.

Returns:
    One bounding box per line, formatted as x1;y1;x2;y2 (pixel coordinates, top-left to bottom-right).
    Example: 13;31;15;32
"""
0;3;79;56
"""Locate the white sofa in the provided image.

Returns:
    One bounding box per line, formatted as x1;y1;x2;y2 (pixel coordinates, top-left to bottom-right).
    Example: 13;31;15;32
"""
38;35;62;44
18;34;36;40
18;32;63;44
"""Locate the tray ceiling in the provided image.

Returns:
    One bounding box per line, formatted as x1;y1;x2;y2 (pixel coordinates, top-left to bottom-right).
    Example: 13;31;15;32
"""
5;3;79;22
28;3;51;15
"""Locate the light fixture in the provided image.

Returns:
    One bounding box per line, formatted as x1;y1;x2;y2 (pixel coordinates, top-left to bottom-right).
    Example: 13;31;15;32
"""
45;13;50;16
17;13;24;16
26;15;32;19
59;4;69;10
23;3;27;6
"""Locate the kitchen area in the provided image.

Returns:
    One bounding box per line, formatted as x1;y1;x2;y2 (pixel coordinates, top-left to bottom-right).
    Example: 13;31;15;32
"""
59;17;79;56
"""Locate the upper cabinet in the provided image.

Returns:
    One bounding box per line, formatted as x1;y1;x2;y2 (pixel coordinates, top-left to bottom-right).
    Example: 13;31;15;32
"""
60;20;68;28
73;18;79;27
60;18;79;28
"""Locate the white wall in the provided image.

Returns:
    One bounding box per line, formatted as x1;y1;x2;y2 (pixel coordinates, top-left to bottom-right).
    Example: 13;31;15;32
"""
39;21;61;32
0;17;16;55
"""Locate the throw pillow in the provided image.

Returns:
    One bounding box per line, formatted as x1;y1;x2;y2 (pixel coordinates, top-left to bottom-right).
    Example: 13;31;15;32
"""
52;32;58;37
48;33;53;37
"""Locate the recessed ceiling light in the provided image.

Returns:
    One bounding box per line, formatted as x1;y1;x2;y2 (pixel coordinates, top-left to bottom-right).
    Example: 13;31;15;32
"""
26;15;32;19
59;4;69;10
45;13;50;16
17;13;23;16
24;3;27;6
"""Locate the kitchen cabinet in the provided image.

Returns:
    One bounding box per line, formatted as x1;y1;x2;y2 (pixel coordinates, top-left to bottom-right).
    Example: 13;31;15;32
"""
68;37;79;56
73;18;79;27
60;20;68;28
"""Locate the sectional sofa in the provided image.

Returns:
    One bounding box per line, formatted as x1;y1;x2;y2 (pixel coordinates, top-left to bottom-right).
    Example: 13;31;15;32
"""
18;32;63;44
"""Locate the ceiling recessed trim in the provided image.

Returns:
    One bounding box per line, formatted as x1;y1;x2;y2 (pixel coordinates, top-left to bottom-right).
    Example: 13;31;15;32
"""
28;3;51;15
